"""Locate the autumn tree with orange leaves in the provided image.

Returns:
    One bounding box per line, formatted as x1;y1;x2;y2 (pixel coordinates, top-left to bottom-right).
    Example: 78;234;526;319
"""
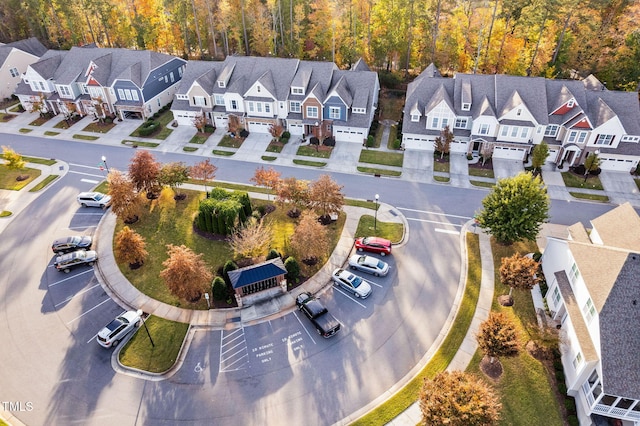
160;244;212;302
128;150;161;195
308;174;344;221
289;211;329;265
190;158;217;193
114;226;148;268
250;166;281;200
107;169;144;223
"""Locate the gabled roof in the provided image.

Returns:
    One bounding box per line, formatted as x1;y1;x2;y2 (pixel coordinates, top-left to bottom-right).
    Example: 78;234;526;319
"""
587;90;640;135
328;75;353;106
254;70;277;99
583;74;605;91
589;202;640;251
497;89;526;118
29;51;65;80
424;84;454;115
475;96;496;118
494;75;547;124
351;58;371;72
227;258;287;289
0;37;47;66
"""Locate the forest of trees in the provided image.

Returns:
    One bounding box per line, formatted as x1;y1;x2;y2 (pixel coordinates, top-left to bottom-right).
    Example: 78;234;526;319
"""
0;0;638;90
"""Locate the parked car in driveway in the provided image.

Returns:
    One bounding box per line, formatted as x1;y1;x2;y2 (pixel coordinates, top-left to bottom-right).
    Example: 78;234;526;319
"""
296;292;341;338
355;236;392;256
96;311;142;348
51;236;93;255
77;192;111;208
348;254;390;277
331;268;373;298
54;249;97;273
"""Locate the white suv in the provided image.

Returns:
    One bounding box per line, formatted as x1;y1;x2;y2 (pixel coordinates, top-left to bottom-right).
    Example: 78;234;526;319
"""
77;192;111;208
97;311;142;348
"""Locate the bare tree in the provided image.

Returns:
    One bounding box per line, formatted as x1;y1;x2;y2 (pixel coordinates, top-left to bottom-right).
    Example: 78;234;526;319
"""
228;218;273;261
190;158;217;193
476;312;519;364
308;174;344;220
480;142;493;166
419;371;501;426
107;169;143;222
289;211;329;264
160;244;212;302
499;253;539;296
128;150;161;195
114;226;148;268
192;112;207;133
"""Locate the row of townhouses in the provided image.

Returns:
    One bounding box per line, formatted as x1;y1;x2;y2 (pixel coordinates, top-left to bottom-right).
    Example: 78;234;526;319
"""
403;64;640;172
3;38;640;172
542;203;640;426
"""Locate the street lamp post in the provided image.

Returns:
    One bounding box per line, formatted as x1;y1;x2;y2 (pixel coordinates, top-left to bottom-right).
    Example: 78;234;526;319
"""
374;194;379;232
136;309;155;347
584;150;600;182
101;155;110;173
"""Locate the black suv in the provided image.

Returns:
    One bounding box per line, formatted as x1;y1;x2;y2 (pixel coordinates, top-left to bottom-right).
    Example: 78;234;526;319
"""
51;236;93;255
296;292;341;338
54;249;98;273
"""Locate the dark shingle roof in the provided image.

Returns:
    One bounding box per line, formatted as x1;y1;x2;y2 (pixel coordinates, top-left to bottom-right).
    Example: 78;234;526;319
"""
227;258;287;289
0;37;47;66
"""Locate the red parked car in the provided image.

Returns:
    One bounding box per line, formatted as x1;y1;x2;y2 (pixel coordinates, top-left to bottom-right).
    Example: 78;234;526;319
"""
354;236;392;256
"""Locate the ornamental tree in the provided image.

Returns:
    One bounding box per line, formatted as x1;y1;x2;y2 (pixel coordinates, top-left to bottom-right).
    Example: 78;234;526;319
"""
114;226;148;268
476;173;549;245
476;312;519;364
434;125;453;159
1;146;25;171
160;244;212;302
107;169;143;222
276;176;309;216
419;371;501;426
190;158;217;193
250;166;281;200
128;150;161;195
289;211;329;263
159;161;190;196
228;218;273;261
499;253;539;295
531;142;549;176
308;174;344;219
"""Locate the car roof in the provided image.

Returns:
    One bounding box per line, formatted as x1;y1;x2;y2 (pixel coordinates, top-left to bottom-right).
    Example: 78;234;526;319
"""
363;237;391;245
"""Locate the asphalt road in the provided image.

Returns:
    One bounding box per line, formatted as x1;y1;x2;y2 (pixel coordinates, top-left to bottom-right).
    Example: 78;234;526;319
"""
0;133;616;425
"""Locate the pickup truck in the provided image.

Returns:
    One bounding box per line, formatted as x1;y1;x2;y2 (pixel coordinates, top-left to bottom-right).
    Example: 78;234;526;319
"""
296;292;341;338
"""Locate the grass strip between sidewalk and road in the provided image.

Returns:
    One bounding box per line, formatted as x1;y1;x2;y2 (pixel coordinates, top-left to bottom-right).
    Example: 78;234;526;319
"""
569;192;609;202
352;233;481;426
359;150;403;167
29;175;59;191
356;166;401;177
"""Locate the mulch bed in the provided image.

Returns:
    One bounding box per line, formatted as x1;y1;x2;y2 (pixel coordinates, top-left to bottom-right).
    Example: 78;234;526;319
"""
469;160;493;170
1;114;16;122
479;355;503;380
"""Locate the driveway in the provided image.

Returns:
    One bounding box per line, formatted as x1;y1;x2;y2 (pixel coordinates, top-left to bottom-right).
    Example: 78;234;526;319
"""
598;171;640;206
492;158;524;180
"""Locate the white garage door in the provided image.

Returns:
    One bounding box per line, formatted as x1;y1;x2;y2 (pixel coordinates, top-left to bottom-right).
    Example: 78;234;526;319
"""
599;157;637;172
450;139;469;153
174;111;197;126
402;136;432;151
247;121;271;133
493;146;526;160
288;123;303;135
334;127;365;143
214;116;228;129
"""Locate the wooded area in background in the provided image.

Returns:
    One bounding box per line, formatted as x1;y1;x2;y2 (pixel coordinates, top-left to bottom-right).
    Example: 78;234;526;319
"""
0;0;638;91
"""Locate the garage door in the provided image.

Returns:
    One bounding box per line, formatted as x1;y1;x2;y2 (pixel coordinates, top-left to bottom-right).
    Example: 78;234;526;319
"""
334;128;365;143
174;111;197;126
247;121;271;133
214;116;228;129
599;157;637;172
493;146;526;160
450;139;469;153
403;136;432;151
288;123;303;135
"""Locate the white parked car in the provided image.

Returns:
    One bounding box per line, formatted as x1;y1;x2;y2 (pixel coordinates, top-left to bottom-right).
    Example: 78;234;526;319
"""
96;311;142;348
77;191;111;208
348;254;390;277
331;268;373;298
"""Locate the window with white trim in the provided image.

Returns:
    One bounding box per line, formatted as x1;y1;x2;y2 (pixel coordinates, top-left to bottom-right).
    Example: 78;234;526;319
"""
214;94;224;105
517;108;522;116
411;113;420;122
329;106;340;119
621;135;640;142
569;262;580;286
81;84;88;94
193;96;206;106
257;103;262;113
265;103;270;113
582;298;596;323
511;127;519;137
306;106;318;118
230;100;238;110
431;117;439;128
58;86;71;97
577;132;588;143
595;134;614;146
9;67;19;78
218;81;225;88
131;90;139;101
545;125;559;137
170;72;174;83
442;118;449;128
164;76;168;83
118;89;125;99
290;101;301;113
552;287;561;306
572;352;583;369
291;87;303;95
176;94;188;100
454;117;468;128
478;123;490;135
124;89;132;101
462;103;470;111
352;107;365;114
257;85;261;93
567;99;575;108
567;130;578;143
501;126;509;137
520;127;529;138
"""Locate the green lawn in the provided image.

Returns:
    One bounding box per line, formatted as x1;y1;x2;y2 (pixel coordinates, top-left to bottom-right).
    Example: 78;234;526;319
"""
292;159;326;167
468;165;495;178
356;166;402;177
29;115;53;126
0;165;41;190
44;131;59;136
266;141;285;153
212;149;235;156
561;171;604;190
0;154;55;165
354;215;403;243
53;117;82;129
379;89;405;122
122;140;160;148
218;134;244;148
189;133;211;144
296;145;332;158
82;121;116;133
73;134;99;141
29;175;59;192
130;110;174;139
359;150;403;167
19;128;32;133
119;315;189;373
261;155;277;161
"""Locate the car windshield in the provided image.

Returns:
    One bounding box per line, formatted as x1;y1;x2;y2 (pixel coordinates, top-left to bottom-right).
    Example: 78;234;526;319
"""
70;236;81;244
351;276;362;288
105;319;123;332
377;260;385;268
76;251;86;259
94;193;104;200
362;237;371;245
358;256;367;265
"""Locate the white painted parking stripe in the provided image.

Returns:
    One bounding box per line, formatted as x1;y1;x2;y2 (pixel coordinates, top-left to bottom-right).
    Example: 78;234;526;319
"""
406;217;464;227
368;280;383;288
55;283;100;307
66;298;111;324
80;178;99;184
87;332;100;344
48;269;94;286
66;225;97;230
397;207;472;220
69;163;103;170
68;170;105;179
293;311;317;344
333;286;367;308
435;228;460;235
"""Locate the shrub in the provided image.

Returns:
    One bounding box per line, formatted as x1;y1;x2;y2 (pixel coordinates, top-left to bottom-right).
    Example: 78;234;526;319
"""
282;131;290;139
309;137;319;146
204;124;215;133
280;136;289;144
284;257;300;284
567;415;579;426
266;249;281;261
574;164;586;175
555;370;565;382
153;112;160;119
366;135;375;147
557;382;567;395
223;260;238;285
211;276;227;301
239;129;249;138
138;121;159;136
323;137;335;147
564;398;576;414
393;139;402;149
378;70;403;89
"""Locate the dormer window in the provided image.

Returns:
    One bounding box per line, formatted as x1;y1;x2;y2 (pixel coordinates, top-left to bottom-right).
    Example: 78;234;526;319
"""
544;125;559;137
291;87;304;95
218;81;226;88
462;103;471;111
411;114;419;122
567;99;575;108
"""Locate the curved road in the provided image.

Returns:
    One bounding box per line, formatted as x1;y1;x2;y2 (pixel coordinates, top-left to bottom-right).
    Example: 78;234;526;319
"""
0;135;615;425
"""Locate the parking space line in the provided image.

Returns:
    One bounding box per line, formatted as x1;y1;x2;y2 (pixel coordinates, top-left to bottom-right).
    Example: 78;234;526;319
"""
86;332;99;344
332;286;367;308
80;178;100;184
397;207;472;220
221;340;246;357
435;228;460;235
219;327;249;372
368;280;383;288
224;353;249;370
48;269;95;287
66;298;112;324
55;283;101;307
293;312;317;344
68;170;105;179
66;226;98;230
69;163;103;170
